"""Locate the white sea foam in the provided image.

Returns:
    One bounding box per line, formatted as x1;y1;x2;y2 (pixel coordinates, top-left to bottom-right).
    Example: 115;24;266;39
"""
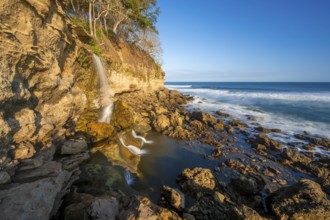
179;88;330;103
185;96;330;139
166;85;192;88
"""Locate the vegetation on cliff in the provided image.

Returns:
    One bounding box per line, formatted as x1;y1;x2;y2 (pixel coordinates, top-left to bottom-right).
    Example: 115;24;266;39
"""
63;0;162;62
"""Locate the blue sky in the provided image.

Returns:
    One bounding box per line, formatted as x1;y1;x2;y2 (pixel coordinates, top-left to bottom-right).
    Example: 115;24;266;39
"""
156;0;330;82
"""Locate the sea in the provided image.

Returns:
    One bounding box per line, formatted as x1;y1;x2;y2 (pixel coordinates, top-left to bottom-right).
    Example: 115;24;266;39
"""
165;82;330;142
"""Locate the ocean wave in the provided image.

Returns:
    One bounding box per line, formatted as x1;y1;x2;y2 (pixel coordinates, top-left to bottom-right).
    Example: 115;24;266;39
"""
178;88;330;103
185;97;330;139
166;85;192;88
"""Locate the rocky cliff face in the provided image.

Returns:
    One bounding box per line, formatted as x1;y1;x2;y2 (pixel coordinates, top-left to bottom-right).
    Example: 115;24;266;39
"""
0;0;164;169
0;0;87;169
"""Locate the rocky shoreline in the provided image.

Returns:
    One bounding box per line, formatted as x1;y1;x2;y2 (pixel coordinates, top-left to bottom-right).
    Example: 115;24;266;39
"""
113;88;330;219
0;1;329;218
0;87;329;219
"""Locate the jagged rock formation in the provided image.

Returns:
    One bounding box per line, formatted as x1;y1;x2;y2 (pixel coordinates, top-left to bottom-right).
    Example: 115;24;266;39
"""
0;0;86;168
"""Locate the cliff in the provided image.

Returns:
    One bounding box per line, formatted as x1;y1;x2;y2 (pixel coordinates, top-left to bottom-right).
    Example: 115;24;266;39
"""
0;0;164;169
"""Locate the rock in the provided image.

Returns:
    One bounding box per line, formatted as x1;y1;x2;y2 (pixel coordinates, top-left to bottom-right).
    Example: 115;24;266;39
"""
252;144;267;151
161;185;185;211
229;174;265;196
280;148;312;163
13;161;62;183
86;121;114;142
213;121;225;131
14;142;36;160
87;198;119;220
12;108;36;143
211;148;222;157
0;171;10;184
214;192;226;203
59;152;90;170
229;205;265;220
153;114;170;132
177;167;215;193
183;213;195;220
119;196;181;220
60;139;88;155
226;125;235;134
111;100;136;129
229;119;248;128
191;112;216;126
170;111;184;127
267;178;330;219
157;90;168;101
215;111;231;117
186;193;232;219
154;106;168;115
190;120;203;130
0;170;69;220
254;134;282;151
255;126;280;133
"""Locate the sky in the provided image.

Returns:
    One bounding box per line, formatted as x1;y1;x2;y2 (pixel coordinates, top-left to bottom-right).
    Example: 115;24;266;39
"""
156;0;330;82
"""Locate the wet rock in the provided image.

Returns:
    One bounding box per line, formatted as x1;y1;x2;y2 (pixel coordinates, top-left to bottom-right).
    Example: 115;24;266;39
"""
226;125;235;134
186;193;238;220
119;196;181;220
215;111;231;118
190;120;203;130
177;167;215;193
229;205;265;220
214;191;226;203
224;159;245;170
229;119;248;128
267;178;330;219
191;112;216;126
213;120;225;131
111;100;136;129
86;121;114;142
252;144;267;151
0;171;10;184
255;126;281;133
60;139;88;155
280;148;312;163
161;185;185;211
212;148;222;157
87;198;119;220
254;134;282;151
153;114;170;132
229;174;265;196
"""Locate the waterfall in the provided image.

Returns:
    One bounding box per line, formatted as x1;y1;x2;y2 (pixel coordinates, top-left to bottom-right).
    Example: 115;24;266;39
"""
132;130;153;144
124;169;135;185
92;54;113;123
119;137;148;156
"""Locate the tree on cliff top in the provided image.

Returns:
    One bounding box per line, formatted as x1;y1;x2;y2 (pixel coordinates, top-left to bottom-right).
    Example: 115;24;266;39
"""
63;0;161;63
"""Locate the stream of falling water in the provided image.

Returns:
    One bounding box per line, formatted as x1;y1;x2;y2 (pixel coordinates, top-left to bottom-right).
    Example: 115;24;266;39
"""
92;54;113;123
